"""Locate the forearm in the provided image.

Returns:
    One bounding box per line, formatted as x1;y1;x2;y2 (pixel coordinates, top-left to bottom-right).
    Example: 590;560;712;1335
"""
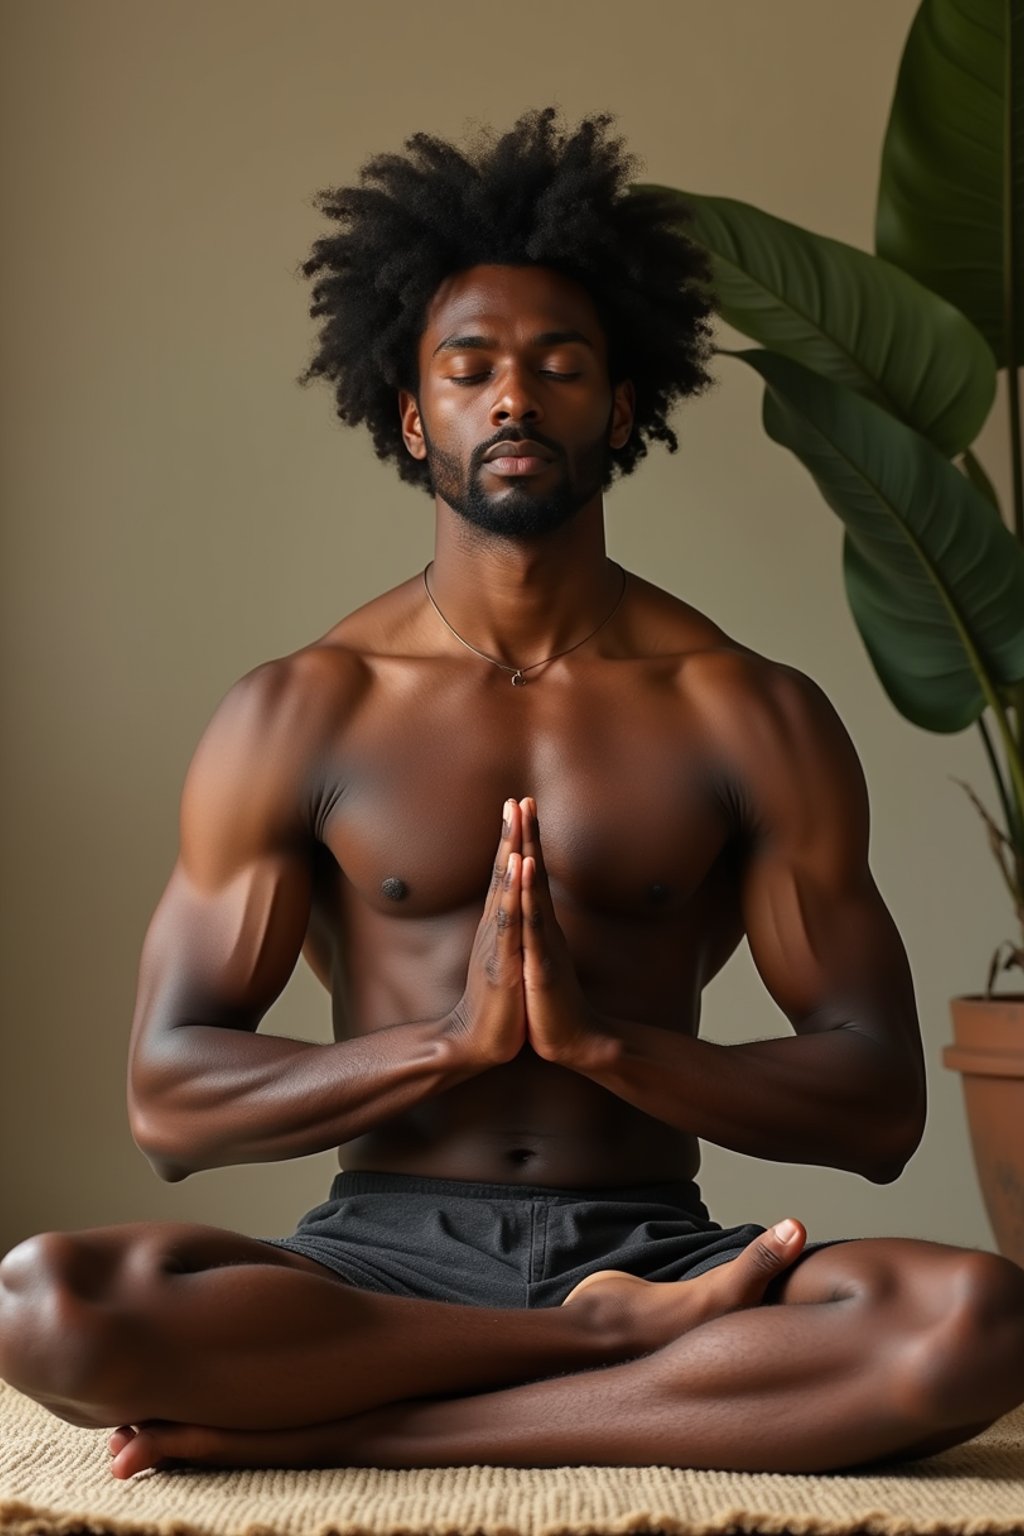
130;1017;477;1179
571;1017;924;1182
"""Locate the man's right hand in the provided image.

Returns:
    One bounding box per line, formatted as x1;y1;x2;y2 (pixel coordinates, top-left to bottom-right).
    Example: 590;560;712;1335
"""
443;799;528;1068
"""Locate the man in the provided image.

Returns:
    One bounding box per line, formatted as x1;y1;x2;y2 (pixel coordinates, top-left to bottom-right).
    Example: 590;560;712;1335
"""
2;106;1023;1479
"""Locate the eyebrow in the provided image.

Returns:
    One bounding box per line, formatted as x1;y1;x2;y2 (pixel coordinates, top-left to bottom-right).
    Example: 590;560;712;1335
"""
431;328;595;358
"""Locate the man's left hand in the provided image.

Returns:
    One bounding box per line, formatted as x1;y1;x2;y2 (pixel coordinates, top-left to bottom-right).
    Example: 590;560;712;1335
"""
519;797;612;1071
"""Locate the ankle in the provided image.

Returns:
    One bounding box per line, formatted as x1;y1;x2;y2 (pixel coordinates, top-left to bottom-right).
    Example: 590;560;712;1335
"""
566;1279;646;1363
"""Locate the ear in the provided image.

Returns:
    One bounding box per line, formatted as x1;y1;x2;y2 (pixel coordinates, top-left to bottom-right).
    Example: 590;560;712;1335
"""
609;378;636;450
398;388;428;462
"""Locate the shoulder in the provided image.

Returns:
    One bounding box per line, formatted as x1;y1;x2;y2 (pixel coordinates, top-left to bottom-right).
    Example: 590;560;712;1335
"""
183;572;430;809
681;646;869;852
624;577;857;772
197;642;370;757
686;645;846;746
182;643;371;844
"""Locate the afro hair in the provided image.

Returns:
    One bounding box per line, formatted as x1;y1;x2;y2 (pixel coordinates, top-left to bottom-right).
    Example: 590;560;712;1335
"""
298;106;716;493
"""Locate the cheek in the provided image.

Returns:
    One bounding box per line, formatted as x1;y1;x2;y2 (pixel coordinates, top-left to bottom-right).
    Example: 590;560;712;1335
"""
572;406;617;462
420;398;469;461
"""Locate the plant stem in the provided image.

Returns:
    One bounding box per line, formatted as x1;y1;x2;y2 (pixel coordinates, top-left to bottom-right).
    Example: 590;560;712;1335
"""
1013;679;1024;773
986;687;1024;842
978;714;1023;848
1003;0;1022;541
1008;365;1023;541
1002;3;1024;809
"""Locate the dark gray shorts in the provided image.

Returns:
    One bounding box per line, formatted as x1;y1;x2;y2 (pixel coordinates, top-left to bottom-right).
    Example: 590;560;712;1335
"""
257;1171;850;1308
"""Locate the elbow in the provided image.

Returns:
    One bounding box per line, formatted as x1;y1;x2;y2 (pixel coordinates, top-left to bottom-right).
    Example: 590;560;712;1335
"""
858;1099;926;1186
128;1094;203;1183
130;1118;195;1183
147;1152;193;1184
863;1155;908;1186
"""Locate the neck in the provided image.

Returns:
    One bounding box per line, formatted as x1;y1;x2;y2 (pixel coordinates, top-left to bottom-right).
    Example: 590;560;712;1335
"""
426;511;618;665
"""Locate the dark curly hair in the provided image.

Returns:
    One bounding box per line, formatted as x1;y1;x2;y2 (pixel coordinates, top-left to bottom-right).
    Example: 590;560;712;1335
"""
297;106;716;494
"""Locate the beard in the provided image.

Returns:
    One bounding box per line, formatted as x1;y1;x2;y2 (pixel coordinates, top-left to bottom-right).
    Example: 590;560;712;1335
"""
421;417;613;539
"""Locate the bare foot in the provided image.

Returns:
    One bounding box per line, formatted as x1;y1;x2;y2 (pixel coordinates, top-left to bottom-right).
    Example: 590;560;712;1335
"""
561;1219;807;1354
107;1418;353;1479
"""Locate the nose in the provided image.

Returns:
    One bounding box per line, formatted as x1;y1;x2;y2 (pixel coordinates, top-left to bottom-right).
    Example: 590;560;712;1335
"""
489;364;543;426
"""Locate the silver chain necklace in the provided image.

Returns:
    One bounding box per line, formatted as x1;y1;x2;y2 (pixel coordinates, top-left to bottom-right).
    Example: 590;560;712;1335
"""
422;560;628;686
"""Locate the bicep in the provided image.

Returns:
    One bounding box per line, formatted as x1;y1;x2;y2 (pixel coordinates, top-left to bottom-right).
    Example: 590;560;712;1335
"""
736;668;921;1063
128;668;315;1100
132;854;312;1041
742;838;917;1052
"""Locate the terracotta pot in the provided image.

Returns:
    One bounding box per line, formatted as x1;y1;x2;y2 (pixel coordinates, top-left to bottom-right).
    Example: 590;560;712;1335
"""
943;995;1024;1268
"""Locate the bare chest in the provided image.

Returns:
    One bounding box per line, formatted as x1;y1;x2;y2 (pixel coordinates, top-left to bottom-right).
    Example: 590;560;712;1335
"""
313;660;741;930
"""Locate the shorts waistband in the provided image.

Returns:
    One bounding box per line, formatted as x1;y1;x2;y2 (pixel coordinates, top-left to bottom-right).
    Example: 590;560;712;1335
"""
329;1169;709;1211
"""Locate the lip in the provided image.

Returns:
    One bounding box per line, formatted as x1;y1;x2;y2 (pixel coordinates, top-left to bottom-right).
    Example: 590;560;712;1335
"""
484;455;552;476
482;440;554;464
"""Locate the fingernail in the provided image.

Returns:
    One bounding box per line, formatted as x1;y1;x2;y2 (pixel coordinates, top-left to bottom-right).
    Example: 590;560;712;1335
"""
773;1220;799;1243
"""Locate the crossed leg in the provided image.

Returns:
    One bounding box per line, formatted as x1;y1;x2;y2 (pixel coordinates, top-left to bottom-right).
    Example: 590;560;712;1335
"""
1;1219;1023;1478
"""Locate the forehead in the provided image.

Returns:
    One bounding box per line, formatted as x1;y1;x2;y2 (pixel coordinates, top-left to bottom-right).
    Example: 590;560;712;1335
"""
419;264;606;359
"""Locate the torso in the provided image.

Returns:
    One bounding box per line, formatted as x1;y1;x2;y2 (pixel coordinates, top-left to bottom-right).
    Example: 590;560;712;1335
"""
292;570;765;1188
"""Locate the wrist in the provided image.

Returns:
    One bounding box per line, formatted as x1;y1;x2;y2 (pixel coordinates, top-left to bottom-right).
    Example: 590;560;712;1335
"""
534;1012;621;1075
438;1005;521;1073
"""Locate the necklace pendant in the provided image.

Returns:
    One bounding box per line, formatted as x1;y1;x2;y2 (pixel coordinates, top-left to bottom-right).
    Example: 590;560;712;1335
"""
511;670;527;687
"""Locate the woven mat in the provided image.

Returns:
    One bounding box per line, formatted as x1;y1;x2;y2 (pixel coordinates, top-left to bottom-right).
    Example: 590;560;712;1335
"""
2;1381;1024;1536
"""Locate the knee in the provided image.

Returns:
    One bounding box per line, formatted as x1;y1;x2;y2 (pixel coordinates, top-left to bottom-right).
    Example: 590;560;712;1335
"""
0;1232;129;1424
943;1249;1024;1366
905;1250;1024;1424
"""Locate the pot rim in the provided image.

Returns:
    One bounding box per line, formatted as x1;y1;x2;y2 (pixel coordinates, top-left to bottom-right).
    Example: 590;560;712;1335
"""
951;992;1024;1003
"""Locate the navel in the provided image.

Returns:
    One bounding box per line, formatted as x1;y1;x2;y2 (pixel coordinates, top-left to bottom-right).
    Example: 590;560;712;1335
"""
380;876;409;903
648;882;672;904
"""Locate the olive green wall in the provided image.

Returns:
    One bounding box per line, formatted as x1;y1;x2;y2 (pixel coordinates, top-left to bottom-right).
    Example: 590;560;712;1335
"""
1;0;1010;1255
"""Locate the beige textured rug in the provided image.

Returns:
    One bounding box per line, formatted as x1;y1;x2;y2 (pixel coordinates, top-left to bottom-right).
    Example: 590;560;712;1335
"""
2;1381;1024;1536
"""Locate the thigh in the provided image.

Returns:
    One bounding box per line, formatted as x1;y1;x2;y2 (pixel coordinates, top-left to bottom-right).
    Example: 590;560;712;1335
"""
2;1220;351;1304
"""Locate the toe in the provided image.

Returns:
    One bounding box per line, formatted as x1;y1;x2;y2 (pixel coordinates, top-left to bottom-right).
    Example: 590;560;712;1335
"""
108;1425;136;1458
740;1220;806;1289
110;1428;168;1479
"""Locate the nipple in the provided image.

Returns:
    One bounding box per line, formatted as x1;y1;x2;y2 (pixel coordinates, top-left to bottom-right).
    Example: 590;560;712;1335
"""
648;883;671;904
381;877;409;902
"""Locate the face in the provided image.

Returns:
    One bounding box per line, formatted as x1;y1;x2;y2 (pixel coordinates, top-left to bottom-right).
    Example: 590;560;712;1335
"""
399;264;635;539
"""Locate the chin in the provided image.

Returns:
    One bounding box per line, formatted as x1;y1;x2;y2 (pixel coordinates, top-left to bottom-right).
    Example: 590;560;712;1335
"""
459;507;582;539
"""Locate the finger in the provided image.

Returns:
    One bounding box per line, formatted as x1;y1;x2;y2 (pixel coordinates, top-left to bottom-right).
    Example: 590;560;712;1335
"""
494;851;523;959
520;799;559;930
521;798;543;872
521;856;551;981
522;854;541;932
487;799;521;909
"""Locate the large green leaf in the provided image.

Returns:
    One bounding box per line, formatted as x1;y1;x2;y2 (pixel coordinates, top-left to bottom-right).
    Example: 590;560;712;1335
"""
638;184;996;456
731;348;1024;731
876;0;1024;369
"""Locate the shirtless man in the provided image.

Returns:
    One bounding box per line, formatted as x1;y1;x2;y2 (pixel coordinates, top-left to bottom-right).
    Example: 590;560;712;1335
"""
2;106;1023;1480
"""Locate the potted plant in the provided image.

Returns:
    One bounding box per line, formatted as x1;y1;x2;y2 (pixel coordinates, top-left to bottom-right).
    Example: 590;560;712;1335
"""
629;0;1024;1262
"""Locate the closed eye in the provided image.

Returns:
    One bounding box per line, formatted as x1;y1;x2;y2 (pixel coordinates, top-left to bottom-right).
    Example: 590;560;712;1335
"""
449;372;581;385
